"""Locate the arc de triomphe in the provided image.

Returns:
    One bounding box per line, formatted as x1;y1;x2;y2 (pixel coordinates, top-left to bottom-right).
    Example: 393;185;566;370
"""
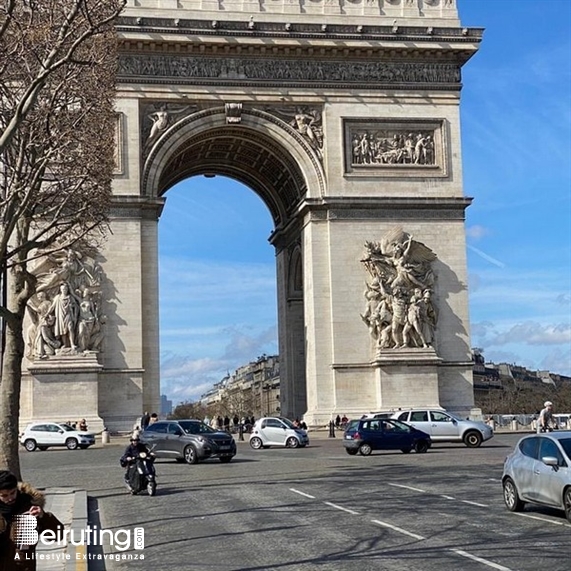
21;0;482;430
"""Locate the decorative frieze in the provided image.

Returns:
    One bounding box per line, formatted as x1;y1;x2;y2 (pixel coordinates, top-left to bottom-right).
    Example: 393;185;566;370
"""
118;54;461;89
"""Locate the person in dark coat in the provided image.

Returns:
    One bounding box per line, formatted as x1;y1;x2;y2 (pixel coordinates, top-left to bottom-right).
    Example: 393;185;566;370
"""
120;436;153;491
0;470;63;571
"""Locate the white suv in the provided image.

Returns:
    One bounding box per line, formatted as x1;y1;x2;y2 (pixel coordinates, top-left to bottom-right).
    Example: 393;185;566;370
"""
20;422;95;451
391;409;494;448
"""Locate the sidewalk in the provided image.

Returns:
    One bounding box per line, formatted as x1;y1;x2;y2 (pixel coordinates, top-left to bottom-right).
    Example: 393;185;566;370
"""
38;488;88;571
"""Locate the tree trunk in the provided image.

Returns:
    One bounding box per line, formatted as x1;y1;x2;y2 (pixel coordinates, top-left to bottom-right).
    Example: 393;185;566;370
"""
0;272;28;479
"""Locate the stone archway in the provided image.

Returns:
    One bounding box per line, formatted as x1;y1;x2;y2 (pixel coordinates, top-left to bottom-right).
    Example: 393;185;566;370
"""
141;106;324;422
20;0;484;430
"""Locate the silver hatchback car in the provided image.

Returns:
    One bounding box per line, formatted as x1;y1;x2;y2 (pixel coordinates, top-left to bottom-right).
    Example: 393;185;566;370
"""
502;431;571;522
391;408;494;448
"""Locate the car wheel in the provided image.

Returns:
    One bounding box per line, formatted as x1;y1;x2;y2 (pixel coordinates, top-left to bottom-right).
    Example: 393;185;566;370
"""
286;437;300;449
564;487;571;523
345;448;358;455
414;440;429;454
65;438;79;450
184;445;198;464
219;456;232;463
24;439;37;452
249;437;263;450
463;431;483;448
401;448;411;454
359;443;372;456
503;477;524;512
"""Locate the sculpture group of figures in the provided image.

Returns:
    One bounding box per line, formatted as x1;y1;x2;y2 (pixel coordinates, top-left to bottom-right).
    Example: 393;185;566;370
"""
352;130;435;166
25;247;106;359
361;228;438;351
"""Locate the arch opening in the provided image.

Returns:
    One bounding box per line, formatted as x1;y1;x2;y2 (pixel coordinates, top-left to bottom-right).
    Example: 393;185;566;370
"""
158;175;280;405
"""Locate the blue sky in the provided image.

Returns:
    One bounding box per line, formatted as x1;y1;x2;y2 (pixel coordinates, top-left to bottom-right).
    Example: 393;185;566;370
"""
158;0;571;404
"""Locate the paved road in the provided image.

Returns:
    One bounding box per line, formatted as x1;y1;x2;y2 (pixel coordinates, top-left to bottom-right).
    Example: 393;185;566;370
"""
21;432;571;571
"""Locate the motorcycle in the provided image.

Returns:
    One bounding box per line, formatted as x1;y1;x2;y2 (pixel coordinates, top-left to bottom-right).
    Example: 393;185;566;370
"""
124;450;157;496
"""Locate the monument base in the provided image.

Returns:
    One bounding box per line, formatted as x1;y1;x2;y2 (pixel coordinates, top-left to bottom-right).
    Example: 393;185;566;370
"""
372;348;443;411
20;353;105;433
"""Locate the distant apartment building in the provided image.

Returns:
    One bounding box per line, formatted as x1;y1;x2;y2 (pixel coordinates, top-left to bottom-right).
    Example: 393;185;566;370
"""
198;351;570;418
201;355;280;418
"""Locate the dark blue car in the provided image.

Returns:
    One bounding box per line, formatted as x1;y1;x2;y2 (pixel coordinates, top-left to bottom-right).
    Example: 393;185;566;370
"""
343;418;431;456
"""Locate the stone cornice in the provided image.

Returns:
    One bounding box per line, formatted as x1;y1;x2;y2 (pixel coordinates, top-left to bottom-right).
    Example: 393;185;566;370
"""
117;17;483;46
299;196;472;222
110;195;166;220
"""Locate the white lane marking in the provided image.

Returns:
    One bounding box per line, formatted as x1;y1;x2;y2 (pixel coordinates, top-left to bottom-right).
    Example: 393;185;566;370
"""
440;495;455;500
513;512;571;527
289;488;315;499
388;483;426;493
324;501;360;515
451;549;514;571
371;519;425;540
461;500;489;507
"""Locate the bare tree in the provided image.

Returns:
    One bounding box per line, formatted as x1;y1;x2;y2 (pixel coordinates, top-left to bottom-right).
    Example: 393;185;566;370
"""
0;0;126;477
169;402;208;420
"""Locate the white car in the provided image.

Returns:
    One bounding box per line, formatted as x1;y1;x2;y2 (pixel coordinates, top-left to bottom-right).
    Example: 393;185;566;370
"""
20;422;95;451
249;417;309;449
391;408;494;448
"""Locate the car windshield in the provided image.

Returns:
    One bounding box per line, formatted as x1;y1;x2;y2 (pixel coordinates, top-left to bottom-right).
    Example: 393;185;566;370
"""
344;420;360;432
559;438;571;458
59;424;75;432
178;421;216;435
387;419;413;432
275;417;296;429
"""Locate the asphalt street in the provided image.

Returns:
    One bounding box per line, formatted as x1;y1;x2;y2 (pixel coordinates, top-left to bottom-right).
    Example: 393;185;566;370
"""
20;432;571;571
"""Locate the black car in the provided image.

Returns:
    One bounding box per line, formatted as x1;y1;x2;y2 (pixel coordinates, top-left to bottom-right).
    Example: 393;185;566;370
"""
140;420;236;464
343;418;431;456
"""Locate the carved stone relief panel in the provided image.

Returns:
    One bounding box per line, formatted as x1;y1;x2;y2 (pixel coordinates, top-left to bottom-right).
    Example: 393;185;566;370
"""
26;242;108;360
140;101;200;159
344;118;448;178
360;227;438;353
263;106;324;160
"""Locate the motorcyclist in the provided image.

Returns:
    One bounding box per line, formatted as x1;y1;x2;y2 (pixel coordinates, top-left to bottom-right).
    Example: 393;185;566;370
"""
120;436;153;487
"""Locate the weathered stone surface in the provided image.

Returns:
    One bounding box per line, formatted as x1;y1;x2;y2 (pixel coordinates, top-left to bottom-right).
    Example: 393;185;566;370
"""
21;0;481;429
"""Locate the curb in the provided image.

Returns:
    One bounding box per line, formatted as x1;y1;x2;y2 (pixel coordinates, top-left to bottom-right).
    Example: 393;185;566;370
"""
38;488;88;571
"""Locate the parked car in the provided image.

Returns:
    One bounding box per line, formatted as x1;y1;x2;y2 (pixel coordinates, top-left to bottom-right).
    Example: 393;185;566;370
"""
343;417;431;456
502;432;571;523
20;422;95;451
249;417;309;449
360;411;395;420
140;419;236;464
391;408;493;448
